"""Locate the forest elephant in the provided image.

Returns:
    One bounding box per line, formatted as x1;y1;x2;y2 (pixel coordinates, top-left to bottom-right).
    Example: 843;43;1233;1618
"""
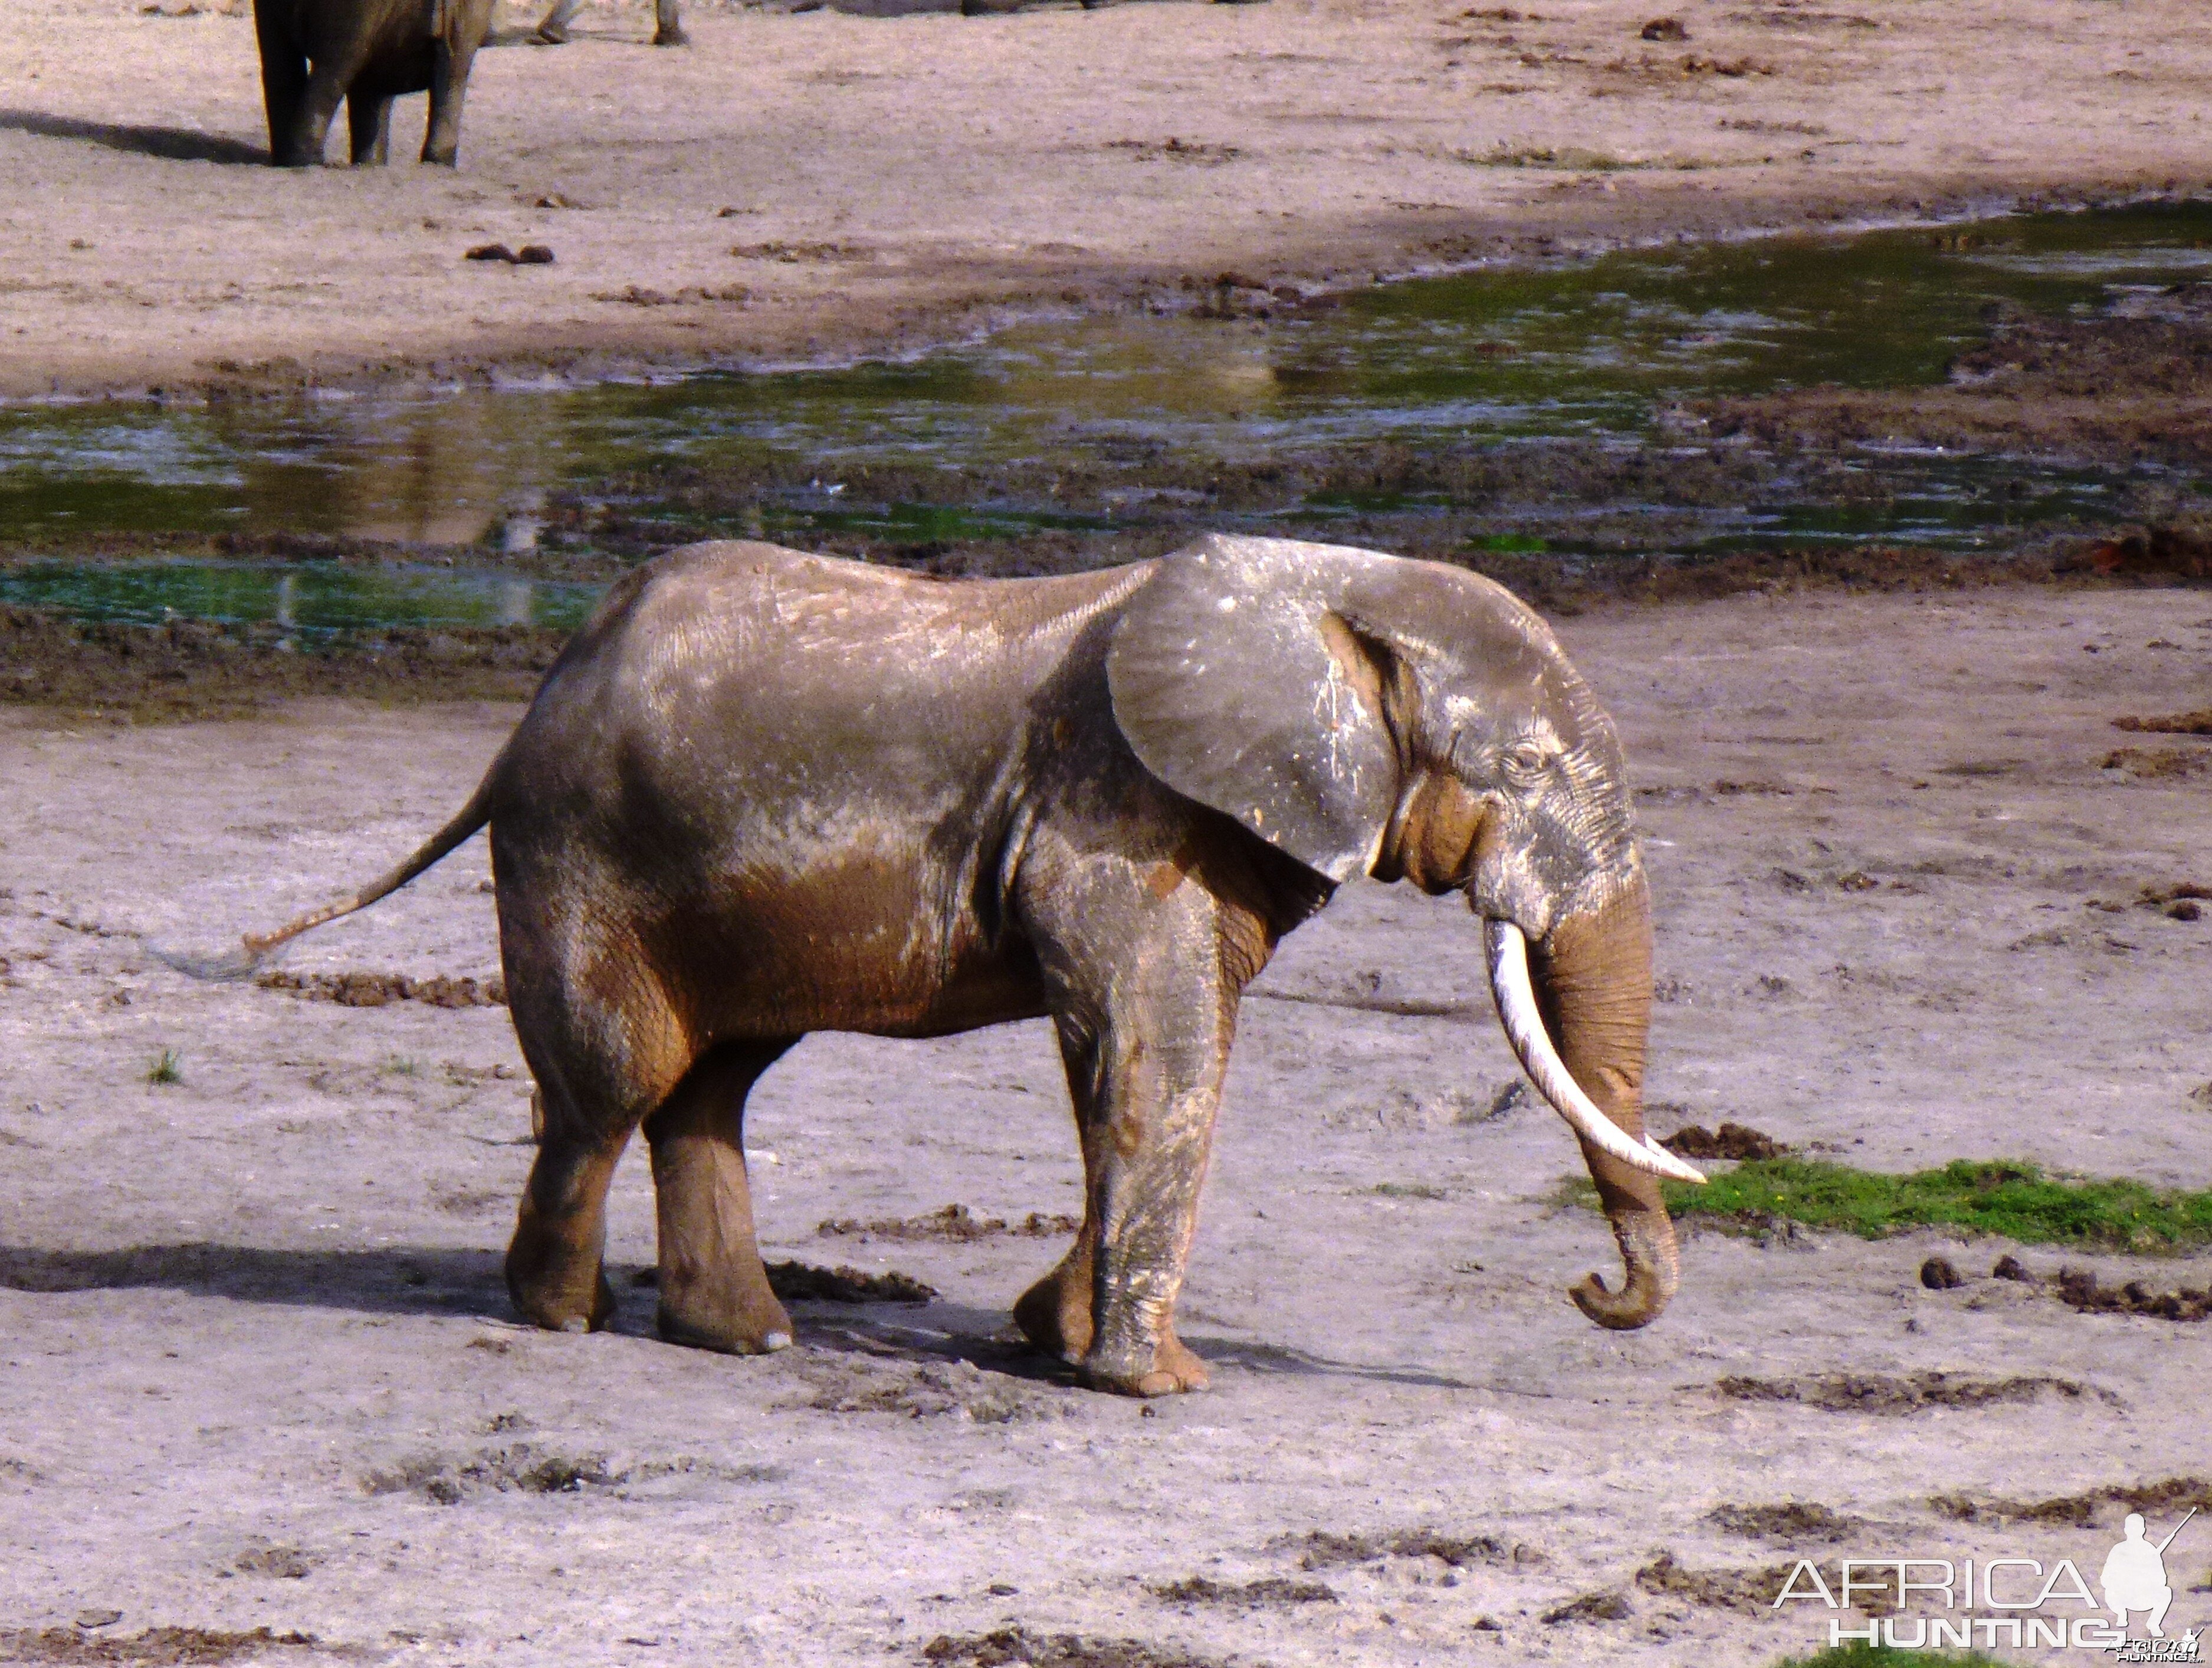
195;536;1704;1397
254;0;497;167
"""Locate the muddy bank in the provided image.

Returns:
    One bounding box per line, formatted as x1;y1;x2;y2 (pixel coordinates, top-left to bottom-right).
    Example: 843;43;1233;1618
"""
1699;278;2212;467
0;606;560;721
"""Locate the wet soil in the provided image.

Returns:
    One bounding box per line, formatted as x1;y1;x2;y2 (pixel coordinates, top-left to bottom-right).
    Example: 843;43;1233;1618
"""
17;260;2212;727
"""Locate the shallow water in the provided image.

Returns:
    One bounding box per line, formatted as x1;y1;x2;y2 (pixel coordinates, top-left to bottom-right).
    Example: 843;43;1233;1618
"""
5;201;2211;633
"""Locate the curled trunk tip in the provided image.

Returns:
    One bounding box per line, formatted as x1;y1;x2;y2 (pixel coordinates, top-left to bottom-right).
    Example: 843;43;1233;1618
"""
1571;1207;1678;1330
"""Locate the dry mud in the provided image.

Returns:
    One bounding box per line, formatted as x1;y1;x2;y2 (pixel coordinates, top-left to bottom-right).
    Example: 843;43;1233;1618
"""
5;0;2212;399
2;584;2208;1666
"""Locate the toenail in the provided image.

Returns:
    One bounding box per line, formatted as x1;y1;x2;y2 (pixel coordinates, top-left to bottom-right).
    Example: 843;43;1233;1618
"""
559;1318;589;1334
762;1331;792;1352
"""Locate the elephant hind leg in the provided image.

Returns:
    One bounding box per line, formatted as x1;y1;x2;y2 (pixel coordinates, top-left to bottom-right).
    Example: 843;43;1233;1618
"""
503;951;694;1335
644;1039;797;1355
347;91;393;165
505;1119;626;1333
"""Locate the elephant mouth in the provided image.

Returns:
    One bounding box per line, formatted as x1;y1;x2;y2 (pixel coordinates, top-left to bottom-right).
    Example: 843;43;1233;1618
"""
1482;918;1706;1186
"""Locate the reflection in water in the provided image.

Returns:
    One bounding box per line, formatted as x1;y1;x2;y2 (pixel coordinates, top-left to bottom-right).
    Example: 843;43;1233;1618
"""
1;201;2208;573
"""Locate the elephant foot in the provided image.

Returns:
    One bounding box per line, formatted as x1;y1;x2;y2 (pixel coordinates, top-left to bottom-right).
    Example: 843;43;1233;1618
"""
531;20;569;41
1082;1331;1210;1398
1013;1247;1093;1362
652;25;690;45
504;1202;617;1332
655;1265;793;1355
506;1255;616;1334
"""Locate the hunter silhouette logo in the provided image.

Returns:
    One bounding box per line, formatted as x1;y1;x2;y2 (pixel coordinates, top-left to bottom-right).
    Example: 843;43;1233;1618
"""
2103;1509;2194;1640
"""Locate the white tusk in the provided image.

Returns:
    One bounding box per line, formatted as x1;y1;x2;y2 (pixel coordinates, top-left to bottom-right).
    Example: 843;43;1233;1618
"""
1484;919;1707;1186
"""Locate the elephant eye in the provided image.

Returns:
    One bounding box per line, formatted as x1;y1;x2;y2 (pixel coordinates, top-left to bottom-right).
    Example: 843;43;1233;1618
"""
1503;742;1551;778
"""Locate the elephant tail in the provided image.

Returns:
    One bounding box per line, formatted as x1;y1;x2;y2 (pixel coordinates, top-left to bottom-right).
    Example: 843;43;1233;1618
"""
152;773;498;983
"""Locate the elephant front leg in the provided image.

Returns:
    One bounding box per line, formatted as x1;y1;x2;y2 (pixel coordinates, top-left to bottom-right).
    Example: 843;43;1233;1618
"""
347;92;393;166
1024;993;1234;1397
652;0;688;45
252;2;310;165
644;1042;796;1355
421;39;476;166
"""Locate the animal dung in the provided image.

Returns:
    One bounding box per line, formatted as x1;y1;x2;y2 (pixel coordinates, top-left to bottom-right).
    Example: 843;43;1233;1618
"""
1919;1255;1964;1291
464;244;554;265
1660;1121;1787;1161
1640;15;1686;40
465;243;517;262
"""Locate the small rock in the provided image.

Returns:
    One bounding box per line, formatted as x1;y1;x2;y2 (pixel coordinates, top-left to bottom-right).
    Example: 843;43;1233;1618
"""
1919;1256;1964;1291
76;1611;123;1631
1640;15;1686;39
515;244;556;265
465;243;517;262
1992;1255;2033;1282
2170;900;2203;922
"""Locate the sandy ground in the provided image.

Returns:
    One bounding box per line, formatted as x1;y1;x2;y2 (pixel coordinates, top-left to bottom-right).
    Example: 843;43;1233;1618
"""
5;0;2212;399
1;581;2208;1666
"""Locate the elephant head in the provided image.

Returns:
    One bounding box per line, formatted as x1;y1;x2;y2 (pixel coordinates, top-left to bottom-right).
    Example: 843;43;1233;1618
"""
1108;534;1704;1329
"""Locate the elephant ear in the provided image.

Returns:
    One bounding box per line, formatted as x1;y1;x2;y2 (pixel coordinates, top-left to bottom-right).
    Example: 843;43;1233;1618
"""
1106;534;1417;882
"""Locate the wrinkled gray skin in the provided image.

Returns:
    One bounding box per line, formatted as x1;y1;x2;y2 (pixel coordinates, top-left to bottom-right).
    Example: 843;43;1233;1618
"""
533;0;684;46
228;535;1672;1396
254;0;496;166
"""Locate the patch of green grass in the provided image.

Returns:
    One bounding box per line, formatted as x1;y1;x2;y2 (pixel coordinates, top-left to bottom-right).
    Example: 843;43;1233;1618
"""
1663;1158;2212;1253
1774;1644;2018;1668
146;1048;182;1086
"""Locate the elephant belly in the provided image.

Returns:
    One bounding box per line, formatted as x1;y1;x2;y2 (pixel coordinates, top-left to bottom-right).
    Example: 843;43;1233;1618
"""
296;3;434;88
623;835;1049;1045
349;42;436;96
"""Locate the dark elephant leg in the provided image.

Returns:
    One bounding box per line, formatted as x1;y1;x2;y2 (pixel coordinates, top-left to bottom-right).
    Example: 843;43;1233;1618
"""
347;91;394;166
422;38;480;166
506;1101;629;1333
283;58;362;169
533;0;582;42
252;0;310;165
644;1040;797;1354
652;0;688;46
1015;846;1260;1396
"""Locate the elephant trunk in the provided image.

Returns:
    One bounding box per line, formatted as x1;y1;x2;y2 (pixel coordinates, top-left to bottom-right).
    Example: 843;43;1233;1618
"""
1492;872;1685;1330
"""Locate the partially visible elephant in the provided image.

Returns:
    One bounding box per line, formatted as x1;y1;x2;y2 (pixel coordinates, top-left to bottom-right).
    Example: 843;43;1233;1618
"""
533;0;685;47
204;535;1702;1396
254;0;497;167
